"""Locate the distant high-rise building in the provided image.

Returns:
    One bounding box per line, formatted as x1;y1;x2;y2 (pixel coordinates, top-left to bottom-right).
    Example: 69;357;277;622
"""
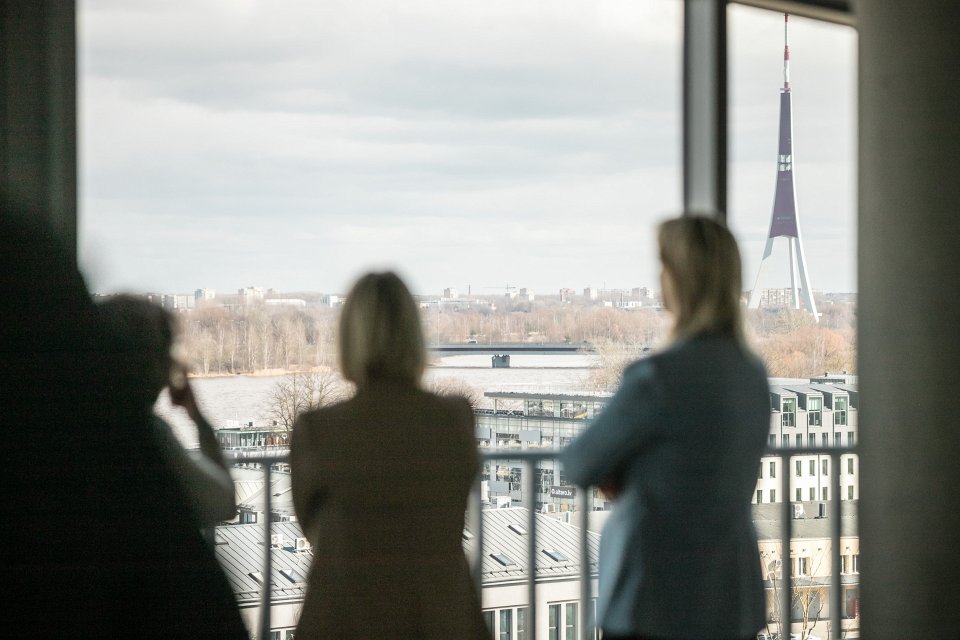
195;288;216;302
443;287;459;300
239;286;264;304
162;294;194;311
748;14;819;322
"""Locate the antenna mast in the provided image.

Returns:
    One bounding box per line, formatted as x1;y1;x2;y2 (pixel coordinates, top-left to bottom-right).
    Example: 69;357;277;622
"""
783;13;790;90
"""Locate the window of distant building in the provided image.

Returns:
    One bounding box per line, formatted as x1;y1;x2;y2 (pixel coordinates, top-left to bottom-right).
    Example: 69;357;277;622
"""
769;434;777;448
795;460;802;476
794;556;810;577
834;396;849;426
757;489;764;504
822;487;829;501
770;461;776;478
781;398;796;427
516;607;528;640
500;609;513;640
847;485;855;500
809;460;816;475
808;396;822;426
835;432;842;446
809;487;815;500
484;611;494;634
847;457;855;474
796;488;802;501
548;603;578;640
809;433;817;446
822;433;829;446
822;459;829;475
795;434;803;447
847;431;856;446
770;489;776;502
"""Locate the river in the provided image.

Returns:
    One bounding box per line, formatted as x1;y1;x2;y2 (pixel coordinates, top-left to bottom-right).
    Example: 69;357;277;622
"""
157;354;599;447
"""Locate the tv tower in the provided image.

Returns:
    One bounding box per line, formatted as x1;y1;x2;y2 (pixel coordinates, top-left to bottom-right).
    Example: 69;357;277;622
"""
747;13;819;322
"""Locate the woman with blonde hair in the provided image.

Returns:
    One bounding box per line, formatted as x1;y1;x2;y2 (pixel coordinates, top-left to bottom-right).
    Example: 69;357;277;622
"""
291;271;488;639
563;215;769;640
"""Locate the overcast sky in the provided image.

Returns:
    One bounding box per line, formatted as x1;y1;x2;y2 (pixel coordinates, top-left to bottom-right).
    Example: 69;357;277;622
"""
77;1;856;296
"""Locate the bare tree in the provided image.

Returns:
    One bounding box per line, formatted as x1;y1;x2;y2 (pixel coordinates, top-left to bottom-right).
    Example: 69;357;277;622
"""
266;370;347;429
426;376;482;408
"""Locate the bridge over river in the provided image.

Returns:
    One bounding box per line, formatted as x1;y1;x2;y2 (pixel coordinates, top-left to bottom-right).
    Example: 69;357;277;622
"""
429;343;594;358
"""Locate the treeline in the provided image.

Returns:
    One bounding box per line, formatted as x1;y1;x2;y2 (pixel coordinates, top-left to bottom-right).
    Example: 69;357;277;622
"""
176;305;340;375
174;299;857;383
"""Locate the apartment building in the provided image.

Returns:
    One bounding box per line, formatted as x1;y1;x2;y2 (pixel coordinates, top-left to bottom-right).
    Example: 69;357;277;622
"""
756;383;859;505
477;382;858;510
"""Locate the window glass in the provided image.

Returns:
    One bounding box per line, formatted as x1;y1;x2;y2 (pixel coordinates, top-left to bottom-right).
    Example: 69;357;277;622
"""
500;609;513;640
516;607;527;640
548;604;560;640
781;398;796;427
835;397;849;426
808;397;822;426
565;603;578;640
484;611;495;638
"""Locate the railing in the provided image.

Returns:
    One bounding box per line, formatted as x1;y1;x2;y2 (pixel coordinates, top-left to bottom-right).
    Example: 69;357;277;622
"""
473;450;595;640
242;445;856;640
764;446;858;640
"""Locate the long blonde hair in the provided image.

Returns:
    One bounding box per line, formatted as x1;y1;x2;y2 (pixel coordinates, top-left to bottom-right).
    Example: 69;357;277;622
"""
338;271;426;388
658;215;746;344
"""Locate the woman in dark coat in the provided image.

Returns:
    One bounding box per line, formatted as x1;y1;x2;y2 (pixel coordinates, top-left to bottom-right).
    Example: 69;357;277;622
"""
563;216;770;640
291;271;488;639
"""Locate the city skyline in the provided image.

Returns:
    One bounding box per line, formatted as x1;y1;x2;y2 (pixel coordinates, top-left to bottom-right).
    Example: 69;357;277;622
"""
78;2;856;296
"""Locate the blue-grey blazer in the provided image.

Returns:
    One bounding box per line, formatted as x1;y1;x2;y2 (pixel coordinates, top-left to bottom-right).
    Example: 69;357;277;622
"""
562;332;770;638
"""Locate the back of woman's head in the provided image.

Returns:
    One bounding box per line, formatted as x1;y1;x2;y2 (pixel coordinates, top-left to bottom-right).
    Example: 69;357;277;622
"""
658;215;745;343
338;271;426;388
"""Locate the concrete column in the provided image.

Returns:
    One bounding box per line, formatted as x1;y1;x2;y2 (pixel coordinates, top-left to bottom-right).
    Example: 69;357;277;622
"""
858;1;960;635
0;1;77;260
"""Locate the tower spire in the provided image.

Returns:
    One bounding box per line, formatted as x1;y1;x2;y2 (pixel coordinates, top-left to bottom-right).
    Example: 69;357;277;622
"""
783;13;790;90
748;13;819;322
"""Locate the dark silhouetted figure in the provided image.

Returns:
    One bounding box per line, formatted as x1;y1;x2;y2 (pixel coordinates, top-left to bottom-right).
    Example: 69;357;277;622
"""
98;295;236;527
0;205;247;638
